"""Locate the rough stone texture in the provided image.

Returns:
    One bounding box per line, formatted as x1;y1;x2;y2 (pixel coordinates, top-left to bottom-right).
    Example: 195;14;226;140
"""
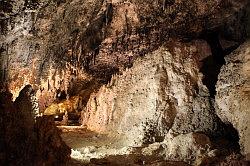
142;132;213;163
215;41;250;159
0;0;249;164
0;0;248;113
0;88;70;165
247;3;250;37
81;132;213;165
214;153;250;165
82;41;222;146
14;85;39;128
34;116;71;166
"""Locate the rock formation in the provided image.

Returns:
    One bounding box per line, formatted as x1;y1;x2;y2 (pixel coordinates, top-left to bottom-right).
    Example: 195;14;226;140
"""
82;40;222;145
0;0;250;165
216;40;250;160
0;86;70;165
0;0;248;111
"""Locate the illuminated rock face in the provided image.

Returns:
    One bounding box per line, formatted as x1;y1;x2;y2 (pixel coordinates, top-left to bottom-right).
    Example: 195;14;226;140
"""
0;0;249;164
44;96;83;115
215;41;250;159
0;0;248;112
82;41;223;146
141;132;213;163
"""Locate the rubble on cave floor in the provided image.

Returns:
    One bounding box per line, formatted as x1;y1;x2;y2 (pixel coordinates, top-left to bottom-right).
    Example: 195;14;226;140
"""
60;126;249;166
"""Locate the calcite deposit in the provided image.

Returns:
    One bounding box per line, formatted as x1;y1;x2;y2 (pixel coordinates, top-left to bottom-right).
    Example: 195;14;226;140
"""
0;0;248;111
0;0;250;165
82;41;223;146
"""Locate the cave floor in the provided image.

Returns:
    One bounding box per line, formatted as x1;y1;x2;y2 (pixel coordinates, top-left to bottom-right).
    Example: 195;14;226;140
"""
59;126;249;166
59;126;190;166
59;126;134;165
59;126;122;149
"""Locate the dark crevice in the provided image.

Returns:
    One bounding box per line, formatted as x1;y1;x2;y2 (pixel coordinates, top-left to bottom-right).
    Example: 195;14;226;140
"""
200;31;243;97
223;123;241;152
212;122;241;155
200;32;242;155
200;32;225;97
206;33;225;65
200;55;222;97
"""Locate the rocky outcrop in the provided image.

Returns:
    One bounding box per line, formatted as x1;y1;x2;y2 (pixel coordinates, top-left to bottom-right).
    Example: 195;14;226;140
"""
82;40;223;148
215;41;250;159
34;116;71;165
0;86;70;165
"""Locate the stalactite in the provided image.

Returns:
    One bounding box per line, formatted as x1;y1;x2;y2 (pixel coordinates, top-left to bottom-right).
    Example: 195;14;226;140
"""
163;0;166;11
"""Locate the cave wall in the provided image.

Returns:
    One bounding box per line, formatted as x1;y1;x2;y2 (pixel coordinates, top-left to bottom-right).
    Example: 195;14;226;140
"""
0;0;250;164
216;41;250;159
248;3;250;37
0;0;105;111
82;40;224;146
0;0;248;113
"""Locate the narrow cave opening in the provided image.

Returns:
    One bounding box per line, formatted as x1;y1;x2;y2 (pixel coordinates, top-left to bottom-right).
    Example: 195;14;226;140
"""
200;31;242;97
200;32;225;97
200;32;243;157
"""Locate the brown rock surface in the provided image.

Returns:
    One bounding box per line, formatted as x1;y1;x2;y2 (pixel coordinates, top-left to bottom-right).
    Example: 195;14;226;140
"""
44;95;83;115
0;87;70;165
0;0;248;112
82;41;223;147
34;116;71;166
0;0;249;165
215;40;250;160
